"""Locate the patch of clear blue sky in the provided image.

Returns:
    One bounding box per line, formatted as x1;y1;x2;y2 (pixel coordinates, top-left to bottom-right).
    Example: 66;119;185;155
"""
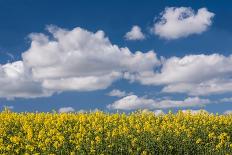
0;0;231;112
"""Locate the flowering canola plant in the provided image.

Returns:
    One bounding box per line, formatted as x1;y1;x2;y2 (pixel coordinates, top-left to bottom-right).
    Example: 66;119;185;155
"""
0;110;232;154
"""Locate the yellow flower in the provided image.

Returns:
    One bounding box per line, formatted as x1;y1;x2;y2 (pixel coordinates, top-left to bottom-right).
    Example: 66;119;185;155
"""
196;138;202;144
0;109;231;154
141;150;148;155
95;136;101;143
208;132;215;139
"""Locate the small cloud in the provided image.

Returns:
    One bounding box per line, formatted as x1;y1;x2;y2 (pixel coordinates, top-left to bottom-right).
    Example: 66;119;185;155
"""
124;25;145;40
153;7;214;39
107;89;132;97
58;107;75;113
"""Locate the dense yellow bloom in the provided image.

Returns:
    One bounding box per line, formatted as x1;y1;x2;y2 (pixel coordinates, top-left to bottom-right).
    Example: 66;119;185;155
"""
0;110;231;154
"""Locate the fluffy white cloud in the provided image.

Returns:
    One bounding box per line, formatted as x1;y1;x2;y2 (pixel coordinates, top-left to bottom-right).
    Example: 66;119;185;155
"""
134;54;232;96
153;7;214;39
22;25;159;93
107;95;154;110
107;95;210;110
0;25;159;99
124;25;145;40
42;72;121;92
162;80;232;96
107;89;133;97
107;89;127;97
0;61;51;99
58;107;75;113
1;25;232;100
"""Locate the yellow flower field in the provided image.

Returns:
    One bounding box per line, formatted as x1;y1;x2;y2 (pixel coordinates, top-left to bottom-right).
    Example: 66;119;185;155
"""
0;110;232;154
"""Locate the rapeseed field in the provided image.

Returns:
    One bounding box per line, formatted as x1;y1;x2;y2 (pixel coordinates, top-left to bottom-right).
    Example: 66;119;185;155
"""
0;110;232;154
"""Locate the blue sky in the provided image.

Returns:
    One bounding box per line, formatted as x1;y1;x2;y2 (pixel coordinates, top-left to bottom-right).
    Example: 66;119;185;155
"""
0;0;232;113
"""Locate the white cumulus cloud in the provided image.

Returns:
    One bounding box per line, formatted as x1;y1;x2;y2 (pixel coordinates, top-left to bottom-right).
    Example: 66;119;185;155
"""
107;89;133;97
1;25;232;100
124;25;145;40
107;95;210;110
133;54;232;96
22;25;159;93
0;61;51;99
0;25;160;99
58;107;75;113
107;89;127;97
153;7;214;39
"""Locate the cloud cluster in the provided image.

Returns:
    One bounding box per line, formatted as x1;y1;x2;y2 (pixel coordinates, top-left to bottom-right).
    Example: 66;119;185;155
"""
107;95;209;110
0;26;159;99
153;7;214;39
1;23;232;108
124;25;145;40
0;6;227;112
23;26;158;92
134;54;232;96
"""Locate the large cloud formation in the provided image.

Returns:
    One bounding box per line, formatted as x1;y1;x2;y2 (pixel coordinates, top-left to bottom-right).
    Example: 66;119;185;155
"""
153;7;214;39
1;25;232;100
0;25;159;99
